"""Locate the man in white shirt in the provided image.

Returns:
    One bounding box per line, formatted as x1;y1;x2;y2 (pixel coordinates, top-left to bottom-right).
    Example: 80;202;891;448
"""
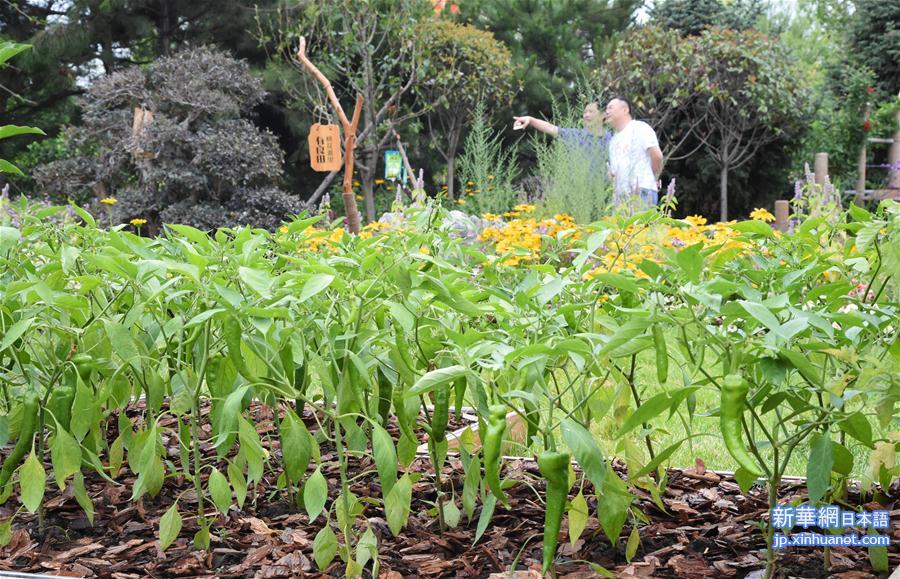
605;96;664;207
512;102;611;176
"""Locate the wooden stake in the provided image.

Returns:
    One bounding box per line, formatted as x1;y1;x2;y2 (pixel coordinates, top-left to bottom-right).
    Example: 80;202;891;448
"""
296;36;363;234
814;152;828;187
774;200;789;232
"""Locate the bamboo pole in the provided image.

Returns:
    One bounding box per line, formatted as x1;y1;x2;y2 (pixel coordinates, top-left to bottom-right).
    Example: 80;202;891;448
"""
296;36;363;234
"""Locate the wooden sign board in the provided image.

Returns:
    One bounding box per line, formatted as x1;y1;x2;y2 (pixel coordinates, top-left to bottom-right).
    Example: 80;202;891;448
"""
309;123;342;172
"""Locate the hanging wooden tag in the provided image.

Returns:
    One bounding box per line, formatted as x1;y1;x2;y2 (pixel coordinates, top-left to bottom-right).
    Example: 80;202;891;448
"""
308;123;342;172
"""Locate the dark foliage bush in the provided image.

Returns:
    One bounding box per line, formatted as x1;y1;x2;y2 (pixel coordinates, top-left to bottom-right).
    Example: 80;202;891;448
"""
35;47;301;232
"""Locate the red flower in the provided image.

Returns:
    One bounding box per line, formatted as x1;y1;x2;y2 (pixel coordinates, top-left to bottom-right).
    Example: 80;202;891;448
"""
863;120;871;132
866;87;875;93
450;2;459;13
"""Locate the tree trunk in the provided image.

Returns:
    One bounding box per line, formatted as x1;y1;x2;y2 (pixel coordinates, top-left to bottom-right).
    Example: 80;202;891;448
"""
446;123;462;200
361;103;377;223
362;172;375;223
720;163;729;222
158;0;172;56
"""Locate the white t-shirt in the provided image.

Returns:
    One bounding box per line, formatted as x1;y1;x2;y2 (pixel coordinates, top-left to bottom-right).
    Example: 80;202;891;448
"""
608;120;660;195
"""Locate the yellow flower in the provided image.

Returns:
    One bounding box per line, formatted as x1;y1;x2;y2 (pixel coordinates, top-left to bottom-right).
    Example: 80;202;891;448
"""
419;246;430;255
279;225;289;234
467;181;475;186
130;218;147;226
329;228;345;243
750;208;775;222
488;175;495;180
359;231;373;239
482;213;500;220
456;199;466;205
504;211;521;218
356;195;363;201
100;197;118;205
375;179;385;185
467;192;475;197
514;204;535;213
685;215;707;226
353;181;361;187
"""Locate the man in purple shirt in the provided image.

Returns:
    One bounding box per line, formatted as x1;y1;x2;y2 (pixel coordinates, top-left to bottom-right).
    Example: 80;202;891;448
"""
512;102;611;175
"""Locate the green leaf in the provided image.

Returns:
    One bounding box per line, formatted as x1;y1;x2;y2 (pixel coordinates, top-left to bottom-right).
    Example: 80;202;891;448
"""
568;490;589;543
0;125;45;141
355;526;379;571
104;320;142;371
731;220;774;237
313;524;338;570
596;464;632;544
588;563;616;578
625;525;640;562
372;423;398;495
867;528;888;572
208;469;232;513
300;274;335;301
443;496;461;528
70;377;96;442
280;410;312;483
0;318;31;352
0;517;11;547
238;266;273;298
596;317;651;357
674;243;704;283
474;493;497;545
304;467;328;523
617;392;671;437
73;472;94;525
228;462;248;509
839;412;872;447
19;450;45;513
560;418;606;492
405;365;467;398
462;453;480;522
589;272;640;294
632;437;688;480
831;442;853;475
0;159;24;176
807;432;833;503
50;430;82;490
159;502;182;550
385;472;412;536
0;226;21;253
0;43;31;66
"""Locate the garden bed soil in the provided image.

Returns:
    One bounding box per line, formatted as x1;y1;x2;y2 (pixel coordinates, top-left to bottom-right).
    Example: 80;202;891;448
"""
0;404;897;578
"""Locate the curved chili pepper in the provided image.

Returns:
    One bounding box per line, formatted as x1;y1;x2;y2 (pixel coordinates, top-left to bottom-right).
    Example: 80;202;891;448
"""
0;393;39;489
538;450;571;574
720;374;762;476
483;404;508;506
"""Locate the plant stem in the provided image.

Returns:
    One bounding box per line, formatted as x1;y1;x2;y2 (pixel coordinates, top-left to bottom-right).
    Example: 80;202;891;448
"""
627;354;655;460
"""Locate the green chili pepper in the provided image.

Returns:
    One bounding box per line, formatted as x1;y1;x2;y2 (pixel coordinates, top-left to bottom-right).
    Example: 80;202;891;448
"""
453;375;466;419
720;374;762;476
48;371;76;432
0;393;39;489
538;451;571;574
430;381;450;444
72;353;95;381
223;317;248;377
483;404;508;506
376;366;393;427
652;324;668;384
